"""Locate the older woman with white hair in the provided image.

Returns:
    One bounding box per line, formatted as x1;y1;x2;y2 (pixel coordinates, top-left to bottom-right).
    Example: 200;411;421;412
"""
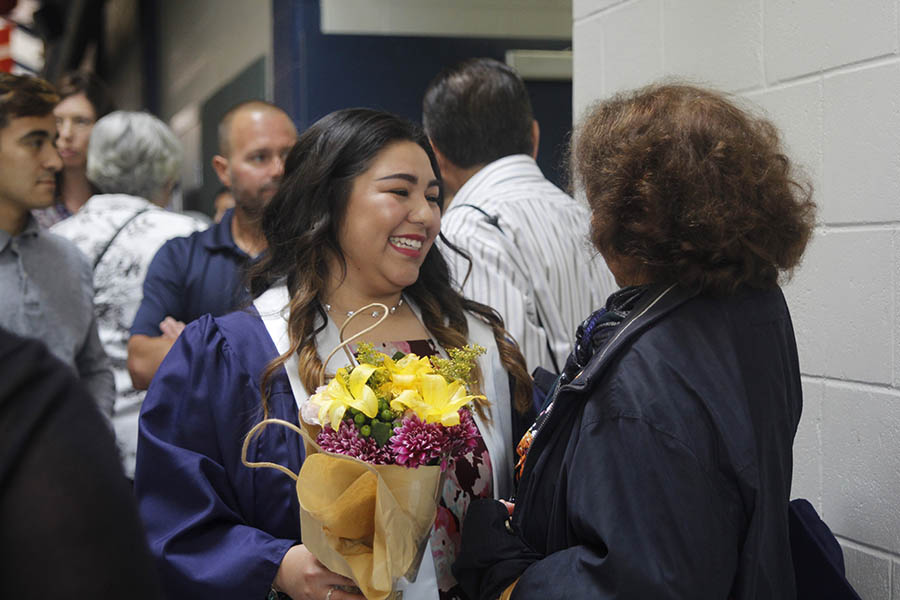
53;111;206;478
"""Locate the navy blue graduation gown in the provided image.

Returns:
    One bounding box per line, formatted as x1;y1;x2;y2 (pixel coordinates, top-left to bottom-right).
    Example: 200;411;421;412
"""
135;309;305;599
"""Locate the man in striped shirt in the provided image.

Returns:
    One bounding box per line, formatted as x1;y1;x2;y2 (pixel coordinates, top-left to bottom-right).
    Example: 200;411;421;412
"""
423;58;617;374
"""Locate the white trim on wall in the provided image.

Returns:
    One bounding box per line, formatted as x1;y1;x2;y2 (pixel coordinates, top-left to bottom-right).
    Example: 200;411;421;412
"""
320;0;573;40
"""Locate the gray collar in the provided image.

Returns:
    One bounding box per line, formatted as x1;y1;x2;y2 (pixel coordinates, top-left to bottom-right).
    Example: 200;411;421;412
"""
0;214;40;253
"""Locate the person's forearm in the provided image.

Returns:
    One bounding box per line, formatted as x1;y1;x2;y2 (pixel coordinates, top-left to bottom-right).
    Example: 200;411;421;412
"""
127;335;176;390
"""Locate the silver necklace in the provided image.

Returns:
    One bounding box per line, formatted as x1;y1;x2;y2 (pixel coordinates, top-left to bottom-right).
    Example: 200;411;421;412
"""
323;297;404;319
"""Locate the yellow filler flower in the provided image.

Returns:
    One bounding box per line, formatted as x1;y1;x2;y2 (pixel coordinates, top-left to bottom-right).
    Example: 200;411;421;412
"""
390;373;485;426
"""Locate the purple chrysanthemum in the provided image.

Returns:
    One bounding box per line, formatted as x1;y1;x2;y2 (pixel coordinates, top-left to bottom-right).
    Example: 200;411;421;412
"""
388;409;480;469
317;420;393;464
388;414;446;469
443;408;479;460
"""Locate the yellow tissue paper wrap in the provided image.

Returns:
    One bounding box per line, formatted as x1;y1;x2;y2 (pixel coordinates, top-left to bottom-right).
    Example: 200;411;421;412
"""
243;418;442;600
297;419;442;600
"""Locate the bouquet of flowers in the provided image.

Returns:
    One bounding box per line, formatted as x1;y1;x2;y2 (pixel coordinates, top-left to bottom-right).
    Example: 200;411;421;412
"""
240;299;490;599
293;342;486;600
302;342;485;468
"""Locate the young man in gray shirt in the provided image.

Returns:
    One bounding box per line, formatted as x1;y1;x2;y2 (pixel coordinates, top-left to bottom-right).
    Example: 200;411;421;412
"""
0;73;113;416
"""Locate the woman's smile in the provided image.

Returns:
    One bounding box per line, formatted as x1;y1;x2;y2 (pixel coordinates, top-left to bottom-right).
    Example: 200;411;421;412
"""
388;234;425;257
335;140;442;295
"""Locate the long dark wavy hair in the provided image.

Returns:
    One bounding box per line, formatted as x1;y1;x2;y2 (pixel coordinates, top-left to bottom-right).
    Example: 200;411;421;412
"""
248;108;532;417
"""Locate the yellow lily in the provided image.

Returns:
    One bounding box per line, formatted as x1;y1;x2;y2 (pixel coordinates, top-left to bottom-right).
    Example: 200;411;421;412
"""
390;373;484;426
383;353;434;394
313;365;379;428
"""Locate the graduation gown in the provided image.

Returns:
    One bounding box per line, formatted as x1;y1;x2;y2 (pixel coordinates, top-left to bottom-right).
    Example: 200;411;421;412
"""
135;286;516;599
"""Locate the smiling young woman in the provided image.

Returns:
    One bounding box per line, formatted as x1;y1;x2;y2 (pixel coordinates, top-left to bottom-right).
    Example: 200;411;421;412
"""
134;108;534;600
323;139;443;344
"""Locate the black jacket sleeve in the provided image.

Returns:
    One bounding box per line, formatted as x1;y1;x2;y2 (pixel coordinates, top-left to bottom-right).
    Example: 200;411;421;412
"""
0;328;163;599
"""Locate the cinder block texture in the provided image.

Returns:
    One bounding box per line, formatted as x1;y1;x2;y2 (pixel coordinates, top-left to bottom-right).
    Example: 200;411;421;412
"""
783;229;894;385
895;231;900;390
573;13;605;121
840;544;891;600
744;78;823;204
791;380;823;505
574;0;627;20
661;0;763;91
823;61;900;225
892;561;900;599
764;0;897;84
822;385;900;554
601;0;662;95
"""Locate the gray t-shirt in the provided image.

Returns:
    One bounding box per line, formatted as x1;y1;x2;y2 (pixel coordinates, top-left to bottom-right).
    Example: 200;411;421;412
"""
0;216;114;416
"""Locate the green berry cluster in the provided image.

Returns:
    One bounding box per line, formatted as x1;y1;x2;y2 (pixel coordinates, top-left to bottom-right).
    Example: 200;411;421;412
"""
348;396;401;447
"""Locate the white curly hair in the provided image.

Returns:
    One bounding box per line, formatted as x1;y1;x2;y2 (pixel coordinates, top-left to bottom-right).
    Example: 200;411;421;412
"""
86;110;182;202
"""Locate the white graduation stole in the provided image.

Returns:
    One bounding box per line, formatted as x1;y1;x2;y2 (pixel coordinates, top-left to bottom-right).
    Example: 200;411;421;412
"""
254;285;439;600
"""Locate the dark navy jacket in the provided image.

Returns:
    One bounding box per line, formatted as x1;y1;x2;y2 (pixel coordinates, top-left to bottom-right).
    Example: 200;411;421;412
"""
457;285;801;599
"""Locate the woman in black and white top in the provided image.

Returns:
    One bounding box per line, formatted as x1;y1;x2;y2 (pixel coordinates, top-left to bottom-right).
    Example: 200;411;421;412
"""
52;111;205;477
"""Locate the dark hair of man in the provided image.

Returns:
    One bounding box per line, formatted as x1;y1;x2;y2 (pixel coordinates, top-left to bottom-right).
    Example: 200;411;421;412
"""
0;73;59;131
56;71;115;120
422;58;535;168
248;108;532;417
572;83;817;295
217;99;288;157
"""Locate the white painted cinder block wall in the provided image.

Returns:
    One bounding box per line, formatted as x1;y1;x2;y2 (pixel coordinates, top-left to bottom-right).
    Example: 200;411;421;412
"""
573;1;900;597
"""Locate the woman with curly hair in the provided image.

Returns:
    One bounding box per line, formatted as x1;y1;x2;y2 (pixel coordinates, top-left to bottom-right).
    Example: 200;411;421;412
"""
134;108;533;600
455;84;816;599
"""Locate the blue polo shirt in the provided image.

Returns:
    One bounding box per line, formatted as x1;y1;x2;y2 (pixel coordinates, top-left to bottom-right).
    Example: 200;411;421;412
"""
130;209;252;337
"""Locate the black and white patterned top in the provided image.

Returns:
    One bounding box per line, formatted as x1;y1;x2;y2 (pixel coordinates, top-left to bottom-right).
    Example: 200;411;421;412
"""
52;194;206;477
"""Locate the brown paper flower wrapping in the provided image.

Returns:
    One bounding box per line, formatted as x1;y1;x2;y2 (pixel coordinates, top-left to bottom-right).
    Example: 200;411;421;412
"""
296;421;443;600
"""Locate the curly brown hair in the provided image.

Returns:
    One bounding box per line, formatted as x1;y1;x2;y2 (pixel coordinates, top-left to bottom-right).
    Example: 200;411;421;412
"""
572;83;816;295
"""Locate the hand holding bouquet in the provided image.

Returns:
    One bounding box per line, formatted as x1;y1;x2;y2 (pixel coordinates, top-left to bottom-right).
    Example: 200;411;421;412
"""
244;337;488;600
295;343;486;599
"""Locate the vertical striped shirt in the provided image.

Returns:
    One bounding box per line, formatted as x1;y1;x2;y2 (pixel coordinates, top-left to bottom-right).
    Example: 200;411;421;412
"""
439;155;618;373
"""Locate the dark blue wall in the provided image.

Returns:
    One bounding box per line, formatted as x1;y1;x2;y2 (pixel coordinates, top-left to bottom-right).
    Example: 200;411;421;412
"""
272;0;573;188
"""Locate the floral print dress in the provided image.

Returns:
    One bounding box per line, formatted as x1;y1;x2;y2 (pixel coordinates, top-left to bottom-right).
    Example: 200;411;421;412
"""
351;339;493;600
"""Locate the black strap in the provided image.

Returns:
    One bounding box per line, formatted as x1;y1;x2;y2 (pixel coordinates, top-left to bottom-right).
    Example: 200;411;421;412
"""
456;203;503;232
532;307;561;374
92;208;151;271
456;203;561;374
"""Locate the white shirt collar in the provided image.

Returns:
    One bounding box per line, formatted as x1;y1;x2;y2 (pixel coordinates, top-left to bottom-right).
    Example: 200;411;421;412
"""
449;154;542;211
